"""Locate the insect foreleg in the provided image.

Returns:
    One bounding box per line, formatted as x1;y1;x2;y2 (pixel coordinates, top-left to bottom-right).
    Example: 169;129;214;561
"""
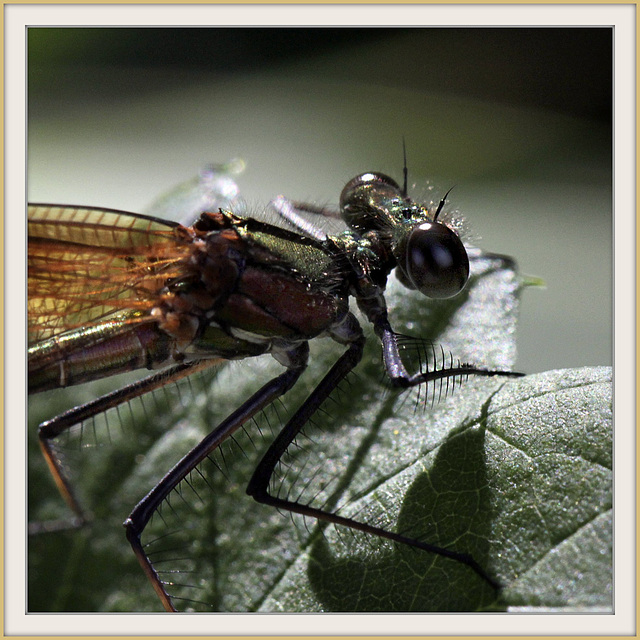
378;322;524;388
358;294;524;388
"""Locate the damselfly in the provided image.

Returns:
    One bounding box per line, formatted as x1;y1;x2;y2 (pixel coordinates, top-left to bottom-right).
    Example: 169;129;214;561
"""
28;166;524;612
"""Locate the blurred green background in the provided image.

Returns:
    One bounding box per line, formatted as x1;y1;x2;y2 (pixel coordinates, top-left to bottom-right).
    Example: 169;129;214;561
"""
27;27;612;373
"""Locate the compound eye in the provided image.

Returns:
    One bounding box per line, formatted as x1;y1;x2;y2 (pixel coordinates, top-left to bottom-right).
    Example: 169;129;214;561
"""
406;222;469;298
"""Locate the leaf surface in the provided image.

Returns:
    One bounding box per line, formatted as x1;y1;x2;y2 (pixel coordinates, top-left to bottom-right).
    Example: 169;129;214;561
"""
28;246;611;613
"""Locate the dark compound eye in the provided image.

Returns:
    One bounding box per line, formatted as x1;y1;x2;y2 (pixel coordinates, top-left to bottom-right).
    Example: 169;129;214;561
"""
405;222;469;298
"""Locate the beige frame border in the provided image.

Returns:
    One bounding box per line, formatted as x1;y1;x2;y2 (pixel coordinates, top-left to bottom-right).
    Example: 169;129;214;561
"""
4;4;635;639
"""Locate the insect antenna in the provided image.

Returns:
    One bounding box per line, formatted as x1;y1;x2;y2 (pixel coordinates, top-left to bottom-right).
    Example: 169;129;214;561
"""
402;137;409;198
433;186;455;222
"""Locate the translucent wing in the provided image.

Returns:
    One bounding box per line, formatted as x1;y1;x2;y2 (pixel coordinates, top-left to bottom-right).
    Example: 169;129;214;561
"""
28;205;192;344
143;159;245;224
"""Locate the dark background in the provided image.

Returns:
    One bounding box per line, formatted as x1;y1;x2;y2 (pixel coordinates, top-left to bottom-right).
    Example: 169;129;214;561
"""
29;28;611;120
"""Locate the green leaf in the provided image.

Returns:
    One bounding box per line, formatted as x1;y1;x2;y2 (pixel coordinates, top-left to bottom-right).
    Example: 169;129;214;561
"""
27;249;611;612
252;366;611;613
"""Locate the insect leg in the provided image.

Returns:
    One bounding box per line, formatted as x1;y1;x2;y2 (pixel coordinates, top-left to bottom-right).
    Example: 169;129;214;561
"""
379;323;524;388
32;359;219;534
246;313;501;590
466;247;517;271
124;343;309;612
358;296;524;388
268;195;342;241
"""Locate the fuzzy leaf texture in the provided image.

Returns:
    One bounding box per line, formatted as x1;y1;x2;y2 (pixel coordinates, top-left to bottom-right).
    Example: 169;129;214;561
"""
28;247;612;613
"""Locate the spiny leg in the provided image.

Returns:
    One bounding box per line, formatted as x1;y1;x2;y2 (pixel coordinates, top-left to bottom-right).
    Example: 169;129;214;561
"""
124;344;309;612
358;295;524;388
247;312;523;595
32;359;220;534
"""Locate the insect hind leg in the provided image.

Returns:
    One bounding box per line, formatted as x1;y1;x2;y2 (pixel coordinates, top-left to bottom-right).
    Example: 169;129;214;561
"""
29;360;220;536
246;318;504;608
124;347;309;612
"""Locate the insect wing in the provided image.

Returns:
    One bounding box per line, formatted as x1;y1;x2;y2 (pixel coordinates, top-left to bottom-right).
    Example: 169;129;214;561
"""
143;160;245;225
28;205;189;344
